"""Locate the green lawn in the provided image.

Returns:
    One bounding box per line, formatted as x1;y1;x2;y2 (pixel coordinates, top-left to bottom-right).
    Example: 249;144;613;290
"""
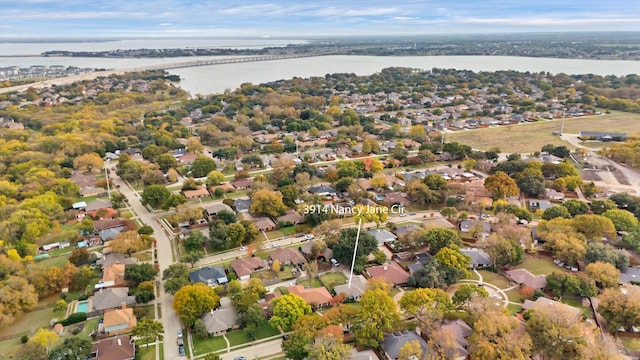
138;343;164;360
192;335;227;355
308;278;323;288
226;330;249;347
319;272;347;292
77;318;100;340
465;271;480;281
0;306;62;337
253;321;280;338
276;266;294;279
507;304;523;315
134;304;157;320
513;255;568;276
621;337;640;351
477;270;511;288
30;254;71;270
505;289;524;303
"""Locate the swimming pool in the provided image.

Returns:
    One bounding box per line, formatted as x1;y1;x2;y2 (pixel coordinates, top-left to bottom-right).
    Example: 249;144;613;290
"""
76;300;89;313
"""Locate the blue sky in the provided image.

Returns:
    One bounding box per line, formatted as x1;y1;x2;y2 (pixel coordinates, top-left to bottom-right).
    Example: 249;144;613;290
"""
1;0;640;38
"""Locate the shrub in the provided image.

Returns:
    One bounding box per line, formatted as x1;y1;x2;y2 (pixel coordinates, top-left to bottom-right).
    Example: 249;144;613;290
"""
78;294;89;301
59;312;87;326
54;299;68;312
21;335;28;344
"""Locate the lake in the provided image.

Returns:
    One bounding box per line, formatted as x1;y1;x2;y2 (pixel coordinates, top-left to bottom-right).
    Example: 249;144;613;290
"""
167;55;640;96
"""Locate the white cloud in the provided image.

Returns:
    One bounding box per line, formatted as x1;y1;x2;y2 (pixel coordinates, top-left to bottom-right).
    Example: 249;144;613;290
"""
391;16;420;21
311;7;399;17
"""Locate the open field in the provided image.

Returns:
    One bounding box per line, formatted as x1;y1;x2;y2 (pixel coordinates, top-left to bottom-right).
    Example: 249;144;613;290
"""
513;255;569;276
446;111;640;153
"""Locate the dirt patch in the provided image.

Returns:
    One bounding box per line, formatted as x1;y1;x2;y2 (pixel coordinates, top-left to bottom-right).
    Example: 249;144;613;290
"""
580;170;602;182
596;171;621;186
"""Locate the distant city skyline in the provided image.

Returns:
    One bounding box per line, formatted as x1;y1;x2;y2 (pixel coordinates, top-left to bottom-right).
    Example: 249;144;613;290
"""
2;0;640;39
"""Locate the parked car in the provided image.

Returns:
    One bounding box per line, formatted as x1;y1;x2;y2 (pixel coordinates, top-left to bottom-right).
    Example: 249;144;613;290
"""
239;246;247;251
305;234;315;240
234;357;246;360
295;233;305;238
330;258;340;266
177;330;183;339
178;344;185;356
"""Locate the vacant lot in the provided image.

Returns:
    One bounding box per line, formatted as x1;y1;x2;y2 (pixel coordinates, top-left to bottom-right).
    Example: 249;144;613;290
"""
446;111;640;153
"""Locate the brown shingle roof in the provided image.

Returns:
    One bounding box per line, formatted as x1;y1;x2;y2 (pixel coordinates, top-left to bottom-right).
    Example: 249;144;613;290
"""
286;285;332;306
269;248;307;266
505;269;547;289
367;263;410;285
92;335;135;360
231;257;265;278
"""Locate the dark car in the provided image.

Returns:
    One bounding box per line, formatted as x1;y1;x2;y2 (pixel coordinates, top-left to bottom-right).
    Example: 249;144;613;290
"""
178;344;185;356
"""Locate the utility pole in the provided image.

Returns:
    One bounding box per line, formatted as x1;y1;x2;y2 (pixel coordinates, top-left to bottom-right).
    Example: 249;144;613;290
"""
105;164;111;199
560;110;565;136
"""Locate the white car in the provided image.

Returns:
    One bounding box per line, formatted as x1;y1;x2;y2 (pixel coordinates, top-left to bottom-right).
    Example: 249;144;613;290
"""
304;234;315;240
261;244;271;250
239;246;247;251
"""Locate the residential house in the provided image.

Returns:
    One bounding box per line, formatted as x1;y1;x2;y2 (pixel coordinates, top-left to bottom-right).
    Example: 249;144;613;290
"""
351;349;381;360
579;131;628;141
381;330;428;360
103;305;137;335
505;268;547;290
81;186;108;198
309;184;337;197
367;229;398;246
85;199;113;212
269;248;307;267
545;188;565;201
252;217;277;232
234;198;252;214
231;257;265;280
529;200;557;212
286;285;333;308
178;153;197;165
183;187;210;200
211;182;235;193
91;287;136;312
96;253;139;269
204;203;234;219
408;252;432;274
461;248;492;268
366;263;410;287
465;179;494;208
459;220;491;238
276;210;304;225
202;297;239;336
394;224;421;237
440;319;473;360
382;193;411;207
334;275;367;301
300;240;333;261
90;336;135;360
98;263;128;288
522;297;582;320
189;266;229;286
232;178;254;189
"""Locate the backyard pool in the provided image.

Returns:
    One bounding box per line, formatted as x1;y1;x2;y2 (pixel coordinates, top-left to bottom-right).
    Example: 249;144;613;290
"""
75;300;89;313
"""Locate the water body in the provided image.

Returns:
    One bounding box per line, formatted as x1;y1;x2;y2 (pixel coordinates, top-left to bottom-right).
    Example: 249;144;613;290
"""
168;55;640;96
0;38;308;56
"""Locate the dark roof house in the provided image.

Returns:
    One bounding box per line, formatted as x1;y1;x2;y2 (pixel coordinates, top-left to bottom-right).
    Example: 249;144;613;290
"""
382;330;428;360
189;266;229;286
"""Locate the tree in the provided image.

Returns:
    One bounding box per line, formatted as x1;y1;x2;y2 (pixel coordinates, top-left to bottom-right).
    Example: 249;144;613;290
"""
269;294;312;331
191;156;217;177
331;228;377;269
434;245;471;273
542;206;571;220
181;250;203;268
562;199;590;217
27;328;58;357
585;241;628;271
124;263;158;286
131;318;164;348
206;170;226;186
572;214;616;240
353;288;400;348
308;336;352;360
48;337;93;360
469;311;532;360
184;231;208;252
585;261;620;289
452;284;489;306
544;232;586;266
0;276;39;326
428;326;466;360
398;341;424;360
162;193;187;210
281;333;311;360
70;266;95;291
249;189;287;217
136;290;155;303
485;233;522;267
73;153;103;173
141;185;171;208
546;272;584;298
526;306;588;359
362;138;380;153
215;209;236;225
424;228;459;255
463;159;477;171
516;175;546;197
292;314;327;339
173;283;220;328
484;171;519;198
68;248;89;265
603;209;639;232
186;136;204;154
598;286;640;332
155;153;178;172
407;260;445;289
110;230;152;256
590;199;617;215
440;207;458;220
423;173;448;191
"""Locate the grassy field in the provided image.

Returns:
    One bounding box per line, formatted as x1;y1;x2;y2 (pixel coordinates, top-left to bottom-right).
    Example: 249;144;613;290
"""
138;343;164;360
507;303;523;315
446;111;640;153
192;334;227;355
0;306;63;337
319;272;347;292
513;255;568;276
477;270;510;288
621;337;640;351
